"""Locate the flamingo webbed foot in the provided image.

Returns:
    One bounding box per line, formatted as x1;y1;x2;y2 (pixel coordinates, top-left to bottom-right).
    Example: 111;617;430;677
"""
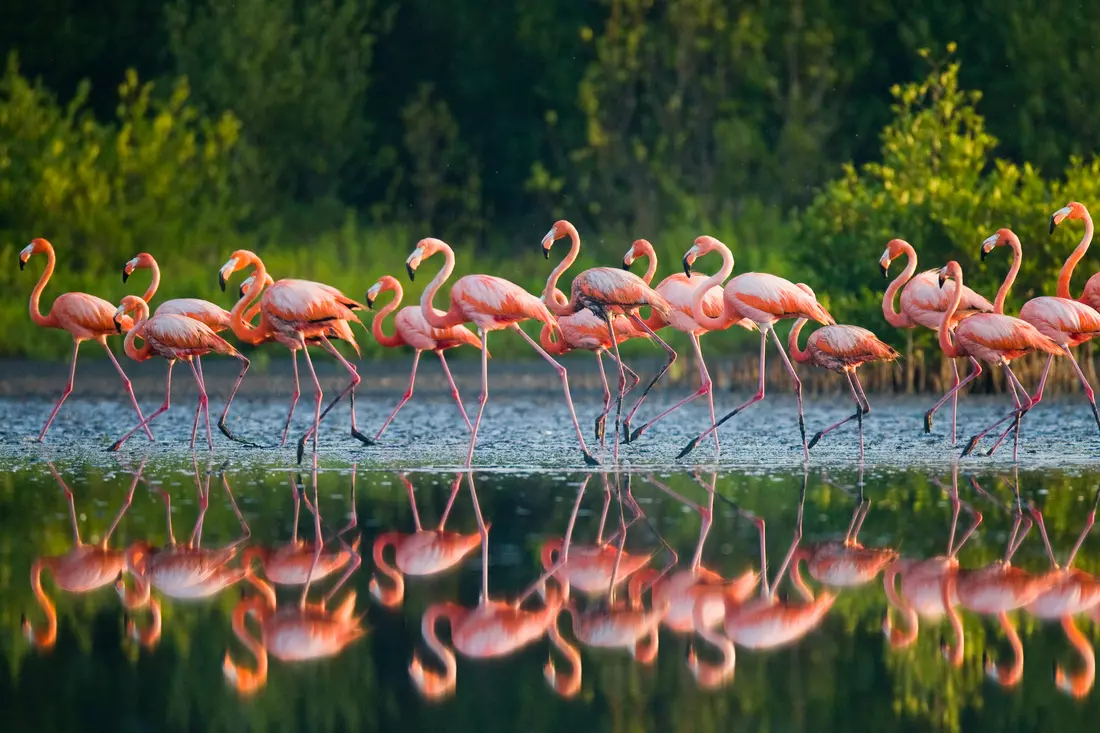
296;435;308;464
808;431;824;450
677;437;700;459
629;424;646;442
582;450;599;467
961;436;980;457
621;419;632;442
594;415;606;442
217;417;261;448
107;439;123;452
924;412;933;433
350;427;375;446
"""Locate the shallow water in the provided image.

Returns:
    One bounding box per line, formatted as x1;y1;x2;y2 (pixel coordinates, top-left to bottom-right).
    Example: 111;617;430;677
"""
5;461;1100;732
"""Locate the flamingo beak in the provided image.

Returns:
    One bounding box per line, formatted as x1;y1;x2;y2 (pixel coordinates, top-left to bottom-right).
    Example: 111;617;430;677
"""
365;289;376;309
879;263;888;278
622;257;633;271
938;270;948;288
406;262;416;281
114;315;123;333
1050;213;1058;235
238;282;247;299
19;258;24;271
122;268;129;283
542;244;552;260
682;255;693;278
1050;206;1072;235
541;228;556;260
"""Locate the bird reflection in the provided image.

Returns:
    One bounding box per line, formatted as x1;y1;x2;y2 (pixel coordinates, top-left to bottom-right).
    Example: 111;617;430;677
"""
118;460;252;648
370;473;481;609
688;471;836;690
410;472;564;701
23;462;139;650
223;466;364;695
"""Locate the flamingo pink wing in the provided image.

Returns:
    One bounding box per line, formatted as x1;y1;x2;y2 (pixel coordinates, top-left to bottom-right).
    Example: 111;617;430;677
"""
265;280;362;324
809;325;899;363
155;298;232;331
728;273;833;325
145;314;237;356
452;275;554;326
52;293;120;335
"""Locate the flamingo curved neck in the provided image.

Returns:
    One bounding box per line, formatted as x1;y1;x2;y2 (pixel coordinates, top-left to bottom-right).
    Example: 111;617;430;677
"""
225;597;269;694
545;616;582;696
543;223;581;317
687;598;736;688
1059;211;1095;301
994;234;1023;315
691;242;736;331
883;243;917;328
635;242;658;285
787;319;812;364
420;243;464;330
1059;615;1095;696
938;265;965;358
26;558;58;648
881;563;918;647
371;287;405;349
417;604;460;694
229;253;269;345
28;243;57;329
369;533;405;606
140;257;161;304
539;323;567;355
124;300;153;362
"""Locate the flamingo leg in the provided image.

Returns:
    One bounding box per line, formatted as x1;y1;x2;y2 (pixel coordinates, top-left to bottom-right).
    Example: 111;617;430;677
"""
949;358;960;446
215;353;256;447
961;364;1034;459
678;327;768;458
769;325;809;461
108;360;175;451
630;333;716;447
516;475;588;603
194;356;211;447
297;340;324;462
438;473;462;529
38;340;81;441
594;351;612;444
372;350;421;442
925;356;982;435
437;350;472;432
510;323;598;466
621;315;677;442
466;472;491;604
188;361;204;448
185;358;213;452
808;370;864;454
465;329;491;466
601;312;627;463
279;350;302;447
103;464;140;547
985;370;1031;457
100;338;155;442
50;463;82;545
399;473;425;531
1066;487;1100;568
298;336;366;462
289;474;302;544
322;479;361;606
1064;346;1100;432
300;467;324;609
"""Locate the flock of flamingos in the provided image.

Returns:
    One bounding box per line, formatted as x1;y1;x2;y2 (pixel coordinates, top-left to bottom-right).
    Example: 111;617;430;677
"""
22;463;1100;699
17;201;1100;463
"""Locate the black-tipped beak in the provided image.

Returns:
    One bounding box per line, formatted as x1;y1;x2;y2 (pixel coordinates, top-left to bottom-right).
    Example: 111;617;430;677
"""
1050;215;1058;235
879;263;888;279
238;283;246;299
365;293;375;310
19;258;25;271
114;316;123;333
122;269;130;283
939;273;948;288
682;256;692;278
406;263;416;281
218;272;227;292
622;260;632;271
980;247;990;262
543;245;552;260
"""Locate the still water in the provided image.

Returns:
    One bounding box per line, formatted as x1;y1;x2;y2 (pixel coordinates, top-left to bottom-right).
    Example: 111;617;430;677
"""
3;460;1100;732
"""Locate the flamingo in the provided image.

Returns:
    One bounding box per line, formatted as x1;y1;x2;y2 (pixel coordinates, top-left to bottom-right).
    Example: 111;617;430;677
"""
405;237;597;466
22;463;138;650
933;261;1061;461
540;286;643;445
687;480;835;689
218;250;367;459
787;287;900;459
370;474;482;608
677;236;835;460
1051;201;1100;315
18;238;151;442
1024;488;1100;698
880;238;994;443
408;473;565;700
541;221;675;455
123;252;236;331
107;295;252;452
363;275;481;442
620;239;756;446
980;226;1100;454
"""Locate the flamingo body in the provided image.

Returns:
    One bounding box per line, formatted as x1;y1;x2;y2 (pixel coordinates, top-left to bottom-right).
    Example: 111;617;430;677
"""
723;594;835;649
1018;297;1100;347
1025;570;1100;618
722;272;833;327
798;325;899;372
654;568;758;632
798;544;898;588
898;270;994;330
952;313;1062;364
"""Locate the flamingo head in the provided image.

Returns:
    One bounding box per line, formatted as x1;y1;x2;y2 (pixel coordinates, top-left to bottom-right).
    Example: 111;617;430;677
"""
238;272;274;299
684;235;724;276
114;295;148;332
19;238;49;271
365;281;382;309
1050;201;1087;234
218;250;256;292
938;261;961;288
980;228;1016;260
879;239;909;278
122;253;155;283
541;220;573;258
621;239;650;271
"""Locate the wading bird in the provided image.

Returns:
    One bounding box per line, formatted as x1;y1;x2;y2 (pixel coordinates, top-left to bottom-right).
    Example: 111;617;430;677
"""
541;221;675;454
788;287;900;459
364;275;480;442
107;296;251;452
880;238;994;444
933;261;1061;461
1051;201;1100;316
123;252;235;332
677;236;834;460
620;239;755;447
218;250;366;458
980;226;1100;453
406;237;597;466
18;238;151;442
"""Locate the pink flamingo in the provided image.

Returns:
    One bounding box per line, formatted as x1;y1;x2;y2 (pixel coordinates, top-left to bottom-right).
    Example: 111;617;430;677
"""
788;286;900;458
880;239;994;443
218;250;367;459
981;226;1100;452
933;261;1061;461
541;221;675;454
123;252;236;331
364;275;481;442
18;238;151;442
677;235;834;460
540;286;643;444
406;237;597;465
620;239;755;447
107;296;251;452
1051;201;1100;315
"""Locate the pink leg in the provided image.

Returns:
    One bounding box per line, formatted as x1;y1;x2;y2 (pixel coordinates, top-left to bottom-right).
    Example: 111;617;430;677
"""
280;350;302;447
37;340;80;441
629;333;715;447
925;357;982;435
466;330;491;466
373;350;422;441
950;358;960;446
186;358;213;452
437;350;472;432
511;323;598;466
986;368;1031;457
594;351;612;445
195;356;211;442
601;311;627;462
216;354;256;446
962;364;1034;459
109;360;175;451
767;325;809;461
1064;347;1100;431
297;336;365;463
48;462;82;545
466;472;491;603
622;314;677;442
597;352;640;443
102;339;155;441
299;340;324;462
808;370;864;455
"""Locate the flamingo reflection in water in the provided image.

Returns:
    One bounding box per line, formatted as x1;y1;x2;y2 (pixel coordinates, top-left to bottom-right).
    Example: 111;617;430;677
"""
23;462;139;650
240;471;360;590
223;465;364;695
119;460;253;648
687;472;836;690
881;465;983;660
409;472;567;701
370;473;482;609
1023;487;1100;697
